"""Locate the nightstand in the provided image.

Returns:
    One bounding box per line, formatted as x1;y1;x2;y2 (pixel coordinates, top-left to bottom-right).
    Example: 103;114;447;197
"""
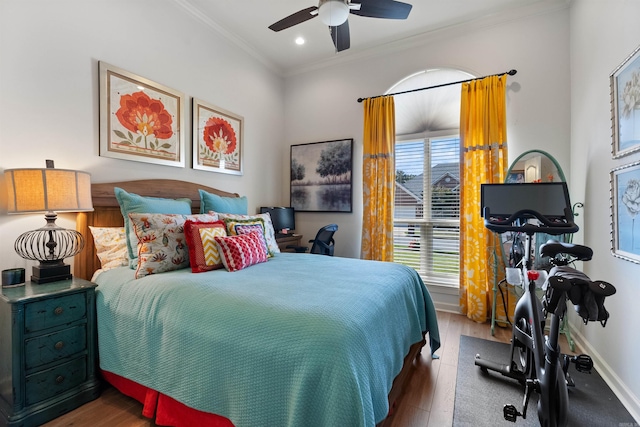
0;278;100;427
276;234;303;252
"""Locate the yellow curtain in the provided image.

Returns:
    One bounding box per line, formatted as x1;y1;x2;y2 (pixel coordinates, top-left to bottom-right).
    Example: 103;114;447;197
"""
459;75;508;322
361;96;395;261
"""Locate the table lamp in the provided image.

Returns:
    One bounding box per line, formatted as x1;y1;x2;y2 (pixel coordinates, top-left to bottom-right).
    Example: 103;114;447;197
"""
5;160;93;284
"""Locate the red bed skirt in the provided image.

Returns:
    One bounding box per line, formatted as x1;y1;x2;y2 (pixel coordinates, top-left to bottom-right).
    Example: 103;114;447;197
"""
101;370;234;427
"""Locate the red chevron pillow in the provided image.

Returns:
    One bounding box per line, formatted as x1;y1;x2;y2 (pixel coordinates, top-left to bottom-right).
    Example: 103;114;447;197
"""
184;220;227;273
214;231;268;272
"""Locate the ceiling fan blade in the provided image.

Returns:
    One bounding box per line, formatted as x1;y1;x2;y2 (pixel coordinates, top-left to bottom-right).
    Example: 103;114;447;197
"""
350;0;412;20
330;20;350;52
268;6;318;32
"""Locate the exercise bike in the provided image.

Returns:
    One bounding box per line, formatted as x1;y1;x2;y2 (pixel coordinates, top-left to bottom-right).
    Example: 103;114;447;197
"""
476;182;616;427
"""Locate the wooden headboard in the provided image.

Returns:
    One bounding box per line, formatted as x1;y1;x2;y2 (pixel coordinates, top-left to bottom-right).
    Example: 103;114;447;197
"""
74;179;240;280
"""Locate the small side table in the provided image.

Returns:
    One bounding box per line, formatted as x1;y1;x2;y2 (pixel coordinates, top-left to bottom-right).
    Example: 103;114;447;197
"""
276;234;303;252
0;278;101;426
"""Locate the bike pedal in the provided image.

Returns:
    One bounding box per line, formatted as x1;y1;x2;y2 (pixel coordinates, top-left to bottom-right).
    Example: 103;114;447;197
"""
565;372;576;387
503;404;520;422
572;354;593;373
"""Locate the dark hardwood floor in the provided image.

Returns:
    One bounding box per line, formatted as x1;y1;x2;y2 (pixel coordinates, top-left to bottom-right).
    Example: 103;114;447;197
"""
43;311;574;427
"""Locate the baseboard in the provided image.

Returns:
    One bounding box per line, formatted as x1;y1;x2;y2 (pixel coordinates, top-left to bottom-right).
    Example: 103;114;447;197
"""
570;327;640;423
432;301;460;313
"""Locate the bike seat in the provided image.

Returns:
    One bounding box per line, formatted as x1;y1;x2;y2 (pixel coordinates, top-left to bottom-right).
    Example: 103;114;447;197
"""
540;240;593;261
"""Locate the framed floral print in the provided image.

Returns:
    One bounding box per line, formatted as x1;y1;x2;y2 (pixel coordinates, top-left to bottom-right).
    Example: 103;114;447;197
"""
192;98;243;175
290;139;353;212
611;161;640;263
99;62;185;167
611;43;640;158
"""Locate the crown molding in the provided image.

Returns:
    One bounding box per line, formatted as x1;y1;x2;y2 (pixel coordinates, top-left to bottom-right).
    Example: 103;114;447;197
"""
171;0;284;76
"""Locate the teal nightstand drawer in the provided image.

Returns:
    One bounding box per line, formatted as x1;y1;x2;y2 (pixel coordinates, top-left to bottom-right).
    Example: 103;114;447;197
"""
25;356;87;405
1;278;100;426
24;292;86;333
24;325;87;370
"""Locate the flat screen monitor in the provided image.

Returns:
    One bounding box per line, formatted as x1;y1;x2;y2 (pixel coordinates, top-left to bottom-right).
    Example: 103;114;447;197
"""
480;182;572;220
260;207;295;233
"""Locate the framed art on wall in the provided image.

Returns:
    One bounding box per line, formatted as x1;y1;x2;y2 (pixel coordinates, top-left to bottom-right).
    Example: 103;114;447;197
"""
99;62;185;167
611;43;640;158
290;139;353;212
506;170;525;183
611;160;640;263
192;98;243;175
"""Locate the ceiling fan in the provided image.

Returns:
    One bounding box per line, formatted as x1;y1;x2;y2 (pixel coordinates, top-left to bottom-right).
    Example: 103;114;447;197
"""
268;0;413;52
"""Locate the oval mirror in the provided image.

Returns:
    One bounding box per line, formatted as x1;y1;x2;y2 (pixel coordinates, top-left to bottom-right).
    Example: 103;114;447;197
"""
499;149;574;348
503;149;570;268
506;149;566;183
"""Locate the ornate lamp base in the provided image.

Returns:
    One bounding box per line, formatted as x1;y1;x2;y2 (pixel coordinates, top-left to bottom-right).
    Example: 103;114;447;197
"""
31;260;72;284
14;212;84;284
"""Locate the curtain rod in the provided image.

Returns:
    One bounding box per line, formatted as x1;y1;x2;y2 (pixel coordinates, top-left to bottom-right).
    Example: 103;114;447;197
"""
356;69;517;103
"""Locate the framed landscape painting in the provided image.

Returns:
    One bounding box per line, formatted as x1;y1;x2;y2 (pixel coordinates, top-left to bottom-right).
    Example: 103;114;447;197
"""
611;43;640;158
611;161;640;263
290;139;353;213
99;62;185;167
192;98;243;175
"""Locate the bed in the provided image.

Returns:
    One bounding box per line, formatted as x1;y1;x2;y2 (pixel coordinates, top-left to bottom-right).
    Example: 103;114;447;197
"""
74;179;440;427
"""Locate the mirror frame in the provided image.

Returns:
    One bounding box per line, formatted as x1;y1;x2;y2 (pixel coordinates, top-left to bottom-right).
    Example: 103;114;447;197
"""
506;149;566;183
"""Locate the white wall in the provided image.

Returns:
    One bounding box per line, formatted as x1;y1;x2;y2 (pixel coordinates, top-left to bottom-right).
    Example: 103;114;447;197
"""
284;7;571;260
569;0;640;419
0;0;285;271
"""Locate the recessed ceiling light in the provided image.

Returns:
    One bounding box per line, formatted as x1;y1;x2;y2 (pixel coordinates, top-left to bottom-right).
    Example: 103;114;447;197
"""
295;37;305;46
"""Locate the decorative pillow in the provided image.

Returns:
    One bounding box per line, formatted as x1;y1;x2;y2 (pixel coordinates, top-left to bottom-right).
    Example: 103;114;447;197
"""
215;212;280;256
129;213;218;278
115;187;192;268
88;226;128;270
199;189;248;215
225;220;270;256
184;220;227;273
214;231;268;272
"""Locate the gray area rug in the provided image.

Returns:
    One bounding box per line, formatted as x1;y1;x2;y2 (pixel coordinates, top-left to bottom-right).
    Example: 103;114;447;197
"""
454;335;636;426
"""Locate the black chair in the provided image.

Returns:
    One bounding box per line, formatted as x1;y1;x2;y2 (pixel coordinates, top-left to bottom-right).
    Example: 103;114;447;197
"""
288;224;338;256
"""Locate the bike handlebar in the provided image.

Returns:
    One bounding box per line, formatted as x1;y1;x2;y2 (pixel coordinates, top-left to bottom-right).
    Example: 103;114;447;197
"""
483;207;579;235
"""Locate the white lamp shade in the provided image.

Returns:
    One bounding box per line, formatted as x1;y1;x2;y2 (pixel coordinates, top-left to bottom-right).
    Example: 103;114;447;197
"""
5;168;93;214
318;0;349;26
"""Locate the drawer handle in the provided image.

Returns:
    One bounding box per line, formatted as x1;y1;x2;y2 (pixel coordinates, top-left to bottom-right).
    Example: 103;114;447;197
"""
54;307;64;316
54;341;64;350
55;375;65;384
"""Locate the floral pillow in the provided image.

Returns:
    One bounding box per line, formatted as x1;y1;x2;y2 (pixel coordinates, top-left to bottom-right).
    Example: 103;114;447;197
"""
129;213;218;278
214;231;268;272
88;226;129;270
184;220;227;273
114;187;192;268
215;212;280;257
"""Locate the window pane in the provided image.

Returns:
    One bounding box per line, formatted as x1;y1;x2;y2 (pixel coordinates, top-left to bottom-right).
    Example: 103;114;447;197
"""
394;137;460;287
430;137;460;220
395;140;424;219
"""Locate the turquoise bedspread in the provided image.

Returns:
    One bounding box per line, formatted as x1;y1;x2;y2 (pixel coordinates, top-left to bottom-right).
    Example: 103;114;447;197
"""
95;253;440;427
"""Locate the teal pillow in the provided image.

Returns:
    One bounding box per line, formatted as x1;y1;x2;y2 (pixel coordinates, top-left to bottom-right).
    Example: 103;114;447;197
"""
114;187;192;267
199;189;248;215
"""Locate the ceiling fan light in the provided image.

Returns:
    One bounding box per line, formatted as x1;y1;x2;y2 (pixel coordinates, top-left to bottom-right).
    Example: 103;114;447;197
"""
318;0;349;26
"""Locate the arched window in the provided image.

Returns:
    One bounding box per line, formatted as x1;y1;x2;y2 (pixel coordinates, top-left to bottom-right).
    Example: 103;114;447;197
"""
392;68;473;288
